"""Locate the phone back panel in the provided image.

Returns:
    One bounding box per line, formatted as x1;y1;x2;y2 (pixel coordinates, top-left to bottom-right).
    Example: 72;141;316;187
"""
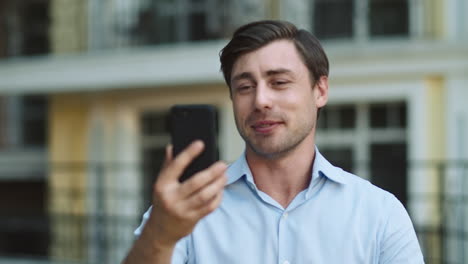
170;105;219;182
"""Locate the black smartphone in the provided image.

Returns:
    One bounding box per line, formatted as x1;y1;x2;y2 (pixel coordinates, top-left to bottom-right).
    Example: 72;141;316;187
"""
169;104;219;182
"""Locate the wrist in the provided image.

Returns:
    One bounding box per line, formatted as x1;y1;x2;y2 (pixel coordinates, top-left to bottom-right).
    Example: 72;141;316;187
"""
146;211;178;250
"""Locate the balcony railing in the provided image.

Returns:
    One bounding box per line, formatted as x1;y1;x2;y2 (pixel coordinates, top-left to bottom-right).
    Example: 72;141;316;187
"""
0;160;467;263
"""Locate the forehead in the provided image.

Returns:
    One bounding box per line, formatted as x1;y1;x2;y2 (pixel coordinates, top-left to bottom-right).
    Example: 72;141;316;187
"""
231;40;307;79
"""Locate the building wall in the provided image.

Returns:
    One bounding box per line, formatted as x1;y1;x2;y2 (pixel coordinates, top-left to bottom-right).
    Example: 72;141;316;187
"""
49;93;90;260
3;0;466;262
50;0;88;53
47;83;243;263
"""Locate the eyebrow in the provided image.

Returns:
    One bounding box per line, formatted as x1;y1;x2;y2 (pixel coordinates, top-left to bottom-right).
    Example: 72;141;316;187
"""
265;68;294;77
231;72;254;84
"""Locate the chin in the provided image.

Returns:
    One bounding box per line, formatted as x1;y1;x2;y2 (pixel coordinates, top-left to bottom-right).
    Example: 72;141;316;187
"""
249;143;290;159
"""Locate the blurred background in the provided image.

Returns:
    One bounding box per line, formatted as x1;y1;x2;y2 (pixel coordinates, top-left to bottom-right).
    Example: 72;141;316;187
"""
0;0;467;263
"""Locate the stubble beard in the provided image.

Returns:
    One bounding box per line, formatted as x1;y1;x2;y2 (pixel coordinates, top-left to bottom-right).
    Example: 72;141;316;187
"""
237;116;315;160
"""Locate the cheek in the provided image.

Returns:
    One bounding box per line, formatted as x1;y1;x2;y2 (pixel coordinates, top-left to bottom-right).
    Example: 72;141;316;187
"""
232;100;247;123
233;96;251;114
285;91;316;117
281;92;306;110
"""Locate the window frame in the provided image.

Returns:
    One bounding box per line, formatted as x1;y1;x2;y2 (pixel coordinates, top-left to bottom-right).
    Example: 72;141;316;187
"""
306;0;424;42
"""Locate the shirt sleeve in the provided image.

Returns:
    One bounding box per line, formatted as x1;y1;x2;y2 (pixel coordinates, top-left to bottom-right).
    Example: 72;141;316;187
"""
379;195;425;264
134;207;190;264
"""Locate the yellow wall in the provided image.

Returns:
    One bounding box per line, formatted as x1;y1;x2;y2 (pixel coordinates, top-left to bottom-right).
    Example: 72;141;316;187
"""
426;76;446;160
50;0;88;53
424;76;446;260
424;0;446;39
49;93;90;260
46;84;232;260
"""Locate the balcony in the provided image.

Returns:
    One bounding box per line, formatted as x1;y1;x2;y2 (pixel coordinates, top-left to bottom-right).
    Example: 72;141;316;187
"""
1;0;454;60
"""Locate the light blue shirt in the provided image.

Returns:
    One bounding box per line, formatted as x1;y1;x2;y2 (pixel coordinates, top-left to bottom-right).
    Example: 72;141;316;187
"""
135;148;424;263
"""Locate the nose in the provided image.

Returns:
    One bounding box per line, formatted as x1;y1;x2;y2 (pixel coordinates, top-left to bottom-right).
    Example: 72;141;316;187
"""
254;83;273;111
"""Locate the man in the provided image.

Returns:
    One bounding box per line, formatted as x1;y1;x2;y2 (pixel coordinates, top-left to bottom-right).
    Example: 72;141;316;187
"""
123;20;424;263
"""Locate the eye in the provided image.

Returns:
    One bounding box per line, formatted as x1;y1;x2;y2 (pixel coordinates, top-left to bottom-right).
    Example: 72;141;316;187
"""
271;79;290;87
234;83;254;93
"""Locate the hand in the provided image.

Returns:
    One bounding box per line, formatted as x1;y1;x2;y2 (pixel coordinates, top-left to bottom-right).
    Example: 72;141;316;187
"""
148;140;227;249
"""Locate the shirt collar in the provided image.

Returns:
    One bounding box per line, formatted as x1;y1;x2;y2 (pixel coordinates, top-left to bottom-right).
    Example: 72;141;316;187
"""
226;152;251;185
312;146;348;185
226;146;349;186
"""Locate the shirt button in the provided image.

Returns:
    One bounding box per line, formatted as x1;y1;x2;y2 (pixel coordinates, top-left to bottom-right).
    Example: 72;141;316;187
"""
283;260;290;264
282;212;289;219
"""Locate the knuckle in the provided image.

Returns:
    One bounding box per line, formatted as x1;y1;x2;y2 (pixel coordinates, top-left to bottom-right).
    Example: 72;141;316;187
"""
206;201;218;212
154;181;167;196
172;210;186;221
186;178;201;190
173;152;194;169
153;186;174;211
197;192;209;204
173;154;187;167
202;202;218;216
198;190;211;205
158;195;172;211
217;175;227;186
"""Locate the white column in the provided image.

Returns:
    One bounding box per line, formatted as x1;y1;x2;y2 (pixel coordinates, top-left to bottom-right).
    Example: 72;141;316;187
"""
219;101;244;163
409;0;425;40
87;103;107;263
445;75;468;262
279;0;311;31
108;105;141;264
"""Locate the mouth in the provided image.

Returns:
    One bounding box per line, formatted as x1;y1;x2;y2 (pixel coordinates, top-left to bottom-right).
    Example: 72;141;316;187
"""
251;120;283;134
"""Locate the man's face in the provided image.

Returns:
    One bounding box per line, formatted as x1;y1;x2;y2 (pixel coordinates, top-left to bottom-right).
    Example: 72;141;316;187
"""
230;40;328;159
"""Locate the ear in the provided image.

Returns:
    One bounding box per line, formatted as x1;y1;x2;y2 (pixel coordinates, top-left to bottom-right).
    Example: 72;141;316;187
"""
314;76;328;108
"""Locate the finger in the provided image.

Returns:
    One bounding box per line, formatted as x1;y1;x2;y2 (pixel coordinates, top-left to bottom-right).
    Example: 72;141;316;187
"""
160;140;204;182
183;171;227;210
178;161;227;198
188;190;224;220
161;144;173;169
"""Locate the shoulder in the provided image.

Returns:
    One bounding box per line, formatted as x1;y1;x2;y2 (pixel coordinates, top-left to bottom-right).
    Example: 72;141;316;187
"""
331;168;404;220
342;169;397;201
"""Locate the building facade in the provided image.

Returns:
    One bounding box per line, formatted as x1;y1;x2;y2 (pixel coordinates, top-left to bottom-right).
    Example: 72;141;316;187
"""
0;0;468;263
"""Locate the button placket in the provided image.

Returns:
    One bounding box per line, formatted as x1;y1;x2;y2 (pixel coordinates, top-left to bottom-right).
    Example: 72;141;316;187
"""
278;211;291;264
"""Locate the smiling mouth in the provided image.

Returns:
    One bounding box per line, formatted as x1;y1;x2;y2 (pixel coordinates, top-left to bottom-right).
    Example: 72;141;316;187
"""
251;121;282;134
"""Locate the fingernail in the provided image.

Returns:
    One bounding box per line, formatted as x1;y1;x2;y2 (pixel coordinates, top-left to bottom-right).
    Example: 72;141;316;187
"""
193;140;204;148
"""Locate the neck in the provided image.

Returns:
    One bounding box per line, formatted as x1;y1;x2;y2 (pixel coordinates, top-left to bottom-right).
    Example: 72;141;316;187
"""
246;135;316;208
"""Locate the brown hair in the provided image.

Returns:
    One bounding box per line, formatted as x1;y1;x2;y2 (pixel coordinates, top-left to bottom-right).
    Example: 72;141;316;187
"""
219;20;329;88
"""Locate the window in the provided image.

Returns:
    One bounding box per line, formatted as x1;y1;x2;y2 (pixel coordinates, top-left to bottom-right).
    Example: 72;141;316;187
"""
318;104;357;129
0;95;48;258
140;111;170;207
317;101;408;205
0;95;48;150
21;96;48;147
311;0;409;40
0;95;48;183
89;0;269;49
320;147;354;172
313;0;354;39
90;0;234;49
370;102;406;128
0;180;49;257
0;0;50;58
0;97;6;148
369;0;409;36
